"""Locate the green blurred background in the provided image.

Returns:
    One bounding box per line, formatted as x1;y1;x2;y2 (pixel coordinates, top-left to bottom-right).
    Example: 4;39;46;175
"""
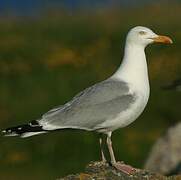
0;1;181;179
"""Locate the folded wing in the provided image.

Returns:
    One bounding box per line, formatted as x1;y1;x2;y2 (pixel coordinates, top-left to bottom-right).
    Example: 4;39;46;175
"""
39;79;136;131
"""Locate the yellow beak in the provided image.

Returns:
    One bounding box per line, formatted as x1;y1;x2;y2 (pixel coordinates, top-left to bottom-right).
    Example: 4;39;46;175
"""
151;35;173;44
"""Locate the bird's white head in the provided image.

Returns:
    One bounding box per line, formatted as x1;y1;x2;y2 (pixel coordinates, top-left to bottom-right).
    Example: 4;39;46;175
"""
126;26;173;48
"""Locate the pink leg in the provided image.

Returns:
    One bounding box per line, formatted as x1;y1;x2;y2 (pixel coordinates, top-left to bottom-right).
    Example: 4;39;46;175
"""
106;132;137;175
99;137;106;163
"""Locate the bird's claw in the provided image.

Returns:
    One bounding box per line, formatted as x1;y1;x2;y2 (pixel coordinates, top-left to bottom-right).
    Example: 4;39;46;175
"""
112;162;137;175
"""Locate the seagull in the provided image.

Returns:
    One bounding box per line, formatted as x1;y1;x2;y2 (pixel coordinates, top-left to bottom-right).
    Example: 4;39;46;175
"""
2;26;172;174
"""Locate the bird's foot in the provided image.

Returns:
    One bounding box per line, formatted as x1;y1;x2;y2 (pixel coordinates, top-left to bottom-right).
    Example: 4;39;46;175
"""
112;161;137;175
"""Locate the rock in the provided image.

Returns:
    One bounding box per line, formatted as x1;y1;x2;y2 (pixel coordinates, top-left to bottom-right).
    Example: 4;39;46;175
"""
58;161;181;180
144;122;181;175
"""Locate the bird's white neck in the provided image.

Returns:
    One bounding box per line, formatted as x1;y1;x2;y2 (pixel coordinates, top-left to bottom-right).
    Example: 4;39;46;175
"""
112;43;150;93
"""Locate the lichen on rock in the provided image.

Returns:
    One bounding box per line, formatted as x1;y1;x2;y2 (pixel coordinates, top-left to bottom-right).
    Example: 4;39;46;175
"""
59;161;181;180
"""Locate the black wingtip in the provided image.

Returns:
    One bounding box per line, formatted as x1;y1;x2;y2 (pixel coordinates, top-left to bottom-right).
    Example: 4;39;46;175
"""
1;128;19;137
1;129;6;136
2;120;45;137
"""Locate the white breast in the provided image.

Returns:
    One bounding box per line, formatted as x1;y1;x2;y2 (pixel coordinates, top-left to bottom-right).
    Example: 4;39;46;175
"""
116;92;149;128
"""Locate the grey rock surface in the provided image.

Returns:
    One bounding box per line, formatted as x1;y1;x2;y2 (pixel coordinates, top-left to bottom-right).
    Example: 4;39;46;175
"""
59;161;181;180
144;122;181;175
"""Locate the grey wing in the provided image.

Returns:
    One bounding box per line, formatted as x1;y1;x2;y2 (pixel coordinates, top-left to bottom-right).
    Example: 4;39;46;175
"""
40;79;136;130
43;105;63;116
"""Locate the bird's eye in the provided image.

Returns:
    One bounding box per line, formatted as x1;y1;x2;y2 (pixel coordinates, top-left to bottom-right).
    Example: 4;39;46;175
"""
139;31;147;35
